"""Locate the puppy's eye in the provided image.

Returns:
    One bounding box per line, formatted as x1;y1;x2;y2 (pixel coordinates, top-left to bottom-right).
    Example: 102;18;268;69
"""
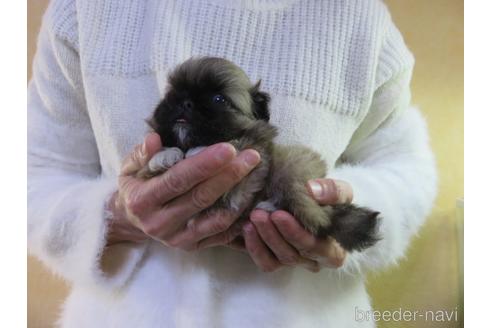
212;94;226;104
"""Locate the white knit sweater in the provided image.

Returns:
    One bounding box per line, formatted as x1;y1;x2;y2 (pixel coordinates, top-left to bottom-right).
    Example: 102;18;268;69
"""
27;0;437;327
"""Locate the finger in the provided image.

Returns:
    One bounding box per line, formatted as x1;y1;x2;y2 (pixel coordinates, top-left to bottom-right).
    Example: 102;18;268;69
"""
187;191;253;248
250;210;318;271
120;133;162;176
271;211;346;268
120;142;237;219
143;149;261;240
243;222;282;273
309;238;346;268
166;210;240;249
270;211;317;252
141;143;237;205
306;179;353;205
196;219;244;249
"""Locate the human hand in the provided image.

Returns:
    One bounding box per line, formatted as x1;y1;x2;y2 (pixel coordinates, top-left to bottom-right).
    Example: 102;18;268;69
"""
243;179;353;272
106;133;261;250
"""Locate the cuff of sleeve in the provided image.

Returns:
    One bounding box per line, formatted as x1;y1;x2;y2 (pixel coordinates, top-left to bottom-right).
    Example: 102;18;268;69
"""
56;177;149;290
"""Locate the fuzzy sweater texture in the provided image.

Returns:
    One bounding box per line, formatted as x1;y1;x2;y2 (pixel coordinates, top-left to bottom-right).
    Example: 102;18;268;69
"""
27;0;437;327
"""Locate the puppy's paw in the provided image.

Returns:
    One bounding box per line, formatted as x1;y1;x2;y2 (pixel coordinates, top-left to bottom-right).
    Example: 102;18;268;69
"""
148;147;184;173
148;147;184;172
136;147;184;179
254;200;278;213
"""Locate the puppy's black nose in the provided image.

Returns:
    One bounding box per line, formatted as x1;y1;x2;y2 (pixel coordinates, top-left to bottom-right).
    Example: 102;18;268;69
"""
183;100;194;111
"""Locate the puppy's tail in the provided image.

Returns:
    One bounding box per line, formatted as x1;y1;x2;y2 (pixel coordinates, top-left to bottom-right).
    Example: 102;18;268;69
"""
320;204;381;252
267;144;380;252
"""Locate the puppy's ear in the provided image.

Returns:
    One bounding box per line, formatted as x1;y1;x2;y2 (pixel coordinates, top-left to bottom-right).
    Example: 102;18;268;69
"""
250;80;270;122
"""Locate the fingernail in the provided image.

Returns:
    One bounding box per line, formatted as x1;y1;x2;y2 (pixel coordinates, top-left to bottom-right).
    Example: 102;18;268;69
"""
244;150;261;167
307;180;323;199
214;143;236;161
141;135;149;157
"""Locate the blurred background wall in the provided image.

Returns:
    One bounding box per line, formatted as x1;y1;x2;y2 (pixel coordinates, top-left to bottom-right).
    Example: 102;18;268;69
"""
27;1;464;327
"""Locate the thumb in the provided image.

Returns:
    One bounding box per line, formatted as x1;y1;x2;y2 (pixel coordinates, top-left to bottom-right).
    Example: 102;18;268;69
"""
306;178;353;205
120;133;162;176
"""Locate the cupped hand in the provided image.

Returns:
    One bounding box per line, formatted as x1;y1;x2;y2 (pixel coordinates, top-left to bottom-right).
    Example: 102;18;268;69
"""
106;133;261;251
242;179;354;272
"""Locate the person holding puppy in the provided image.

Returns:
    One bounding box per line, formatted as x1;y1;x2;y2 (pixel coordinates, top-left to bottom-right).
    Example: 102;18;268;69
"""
28;0;437;327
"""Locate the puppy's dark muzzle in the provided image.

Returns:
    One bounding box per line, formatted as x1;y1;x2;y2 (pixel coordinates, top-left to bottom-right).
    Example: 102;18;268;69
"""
182;100;193;111
174;102;193;123
175;99;194;122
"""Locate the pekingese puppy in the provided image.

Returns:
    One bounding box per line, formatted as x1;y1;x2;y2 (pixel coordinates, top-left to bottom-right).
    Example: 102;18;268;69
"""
137;57;380;252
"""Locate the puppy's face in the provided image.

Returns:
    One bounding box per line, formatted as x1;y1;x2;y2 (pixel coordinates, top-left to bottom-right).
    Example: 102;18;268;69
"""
149;57;270;150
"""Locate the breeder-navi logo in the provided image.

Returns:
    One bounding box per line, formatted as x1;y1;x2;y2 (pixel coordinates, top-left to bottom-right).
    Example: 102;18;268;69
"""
354;307;459;323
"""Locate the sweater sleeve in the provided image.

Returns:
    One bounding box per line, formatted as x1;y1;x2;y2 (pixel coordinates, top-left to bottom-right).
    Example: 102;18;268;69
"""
329;20;438;274
27;0;148;289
